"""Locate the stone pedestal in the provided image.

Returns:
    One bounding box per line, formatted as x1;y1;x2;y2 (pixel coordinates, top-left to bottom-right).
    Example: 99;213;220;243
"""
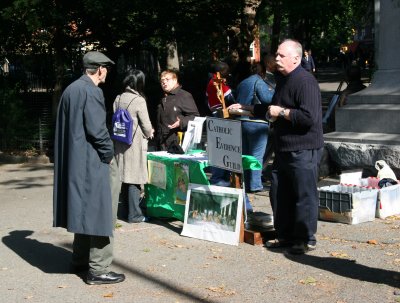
324;0;400;177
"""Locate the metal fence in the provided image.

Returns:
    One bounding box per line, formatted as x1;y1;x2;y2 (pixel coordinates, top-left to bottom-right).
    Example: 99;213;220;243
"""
0;55;54;154
0;50;160;155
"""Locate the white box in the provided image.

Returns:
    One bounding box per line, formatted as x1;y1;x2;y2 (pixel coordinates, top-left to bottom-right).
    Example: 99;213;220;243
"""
340;171;362;186
318;185;378;224
376;184;400;218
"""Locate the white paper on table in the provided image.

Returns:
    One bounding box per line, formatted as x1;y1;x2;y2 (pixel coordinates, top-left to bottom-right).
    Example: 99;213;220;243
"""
181;117;206;153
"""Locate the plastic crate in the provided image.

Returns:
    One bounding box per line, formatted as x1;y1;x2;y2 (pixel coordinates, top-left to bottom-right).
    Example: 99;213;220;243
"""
357;178;400;218
318;185;378;224
376;184;400;218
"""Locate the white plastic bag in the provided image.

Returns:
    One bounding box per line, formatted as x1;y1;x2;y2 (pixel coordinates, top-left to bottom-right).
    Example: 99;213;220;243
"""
375;160;397;180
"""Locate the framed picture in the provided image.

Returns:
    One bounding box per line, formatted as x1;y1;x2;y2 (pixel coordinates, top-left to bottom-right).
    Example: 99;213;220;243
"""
181;183;243;246
174;163;189;205
148;160;167;189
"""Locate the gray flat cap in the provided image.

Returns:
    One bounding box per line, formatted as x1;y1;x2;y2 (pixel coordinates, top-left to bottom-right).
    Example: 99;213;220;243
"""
83;51;115;68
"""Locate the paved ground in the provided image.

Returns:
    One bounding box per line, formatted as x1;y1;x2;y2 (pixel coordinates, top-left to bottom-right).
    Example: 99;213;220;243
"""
1;162;400;303
1;68;398;303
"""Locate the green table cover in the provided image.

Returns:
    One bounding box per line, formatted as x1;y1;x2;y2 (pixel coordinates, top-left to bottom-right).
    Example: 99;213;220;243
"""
145;150;261;221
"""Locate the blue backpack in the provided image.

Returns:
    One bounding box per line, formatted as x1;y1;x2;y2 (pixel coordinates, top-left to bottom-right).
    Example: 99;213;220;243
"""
111;96;137;145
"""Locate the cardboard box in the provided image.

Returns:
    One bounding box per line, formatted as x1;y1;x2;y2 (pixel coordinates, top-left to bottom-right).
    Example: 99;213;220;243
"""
318;185;378;224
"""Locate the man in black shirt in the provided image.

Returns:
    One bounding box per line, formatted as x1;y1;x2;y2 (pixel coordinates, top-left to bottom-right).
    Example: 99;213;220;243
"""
228;39;323;254
156;70;199;151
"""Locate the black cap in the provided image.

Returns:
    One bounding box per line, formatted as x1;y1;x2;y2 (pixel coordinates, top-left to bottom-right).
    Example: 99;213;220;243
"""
83;51;115;68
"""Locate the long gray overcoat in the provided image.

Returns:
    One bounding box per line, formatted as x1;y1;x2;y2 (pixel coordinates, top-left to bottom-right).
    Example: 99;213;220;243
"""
113;88;153;184
53;75;115;237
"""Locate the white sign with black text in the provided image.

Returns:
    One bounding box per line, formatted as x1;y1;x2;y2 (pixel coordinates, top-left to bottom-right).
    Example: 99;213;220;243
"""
206;117;242;174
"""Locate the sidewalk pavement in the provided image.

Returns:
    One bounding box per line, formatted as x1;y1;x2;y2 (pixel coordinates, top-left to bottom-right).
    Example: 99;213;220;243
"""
1;162;400;303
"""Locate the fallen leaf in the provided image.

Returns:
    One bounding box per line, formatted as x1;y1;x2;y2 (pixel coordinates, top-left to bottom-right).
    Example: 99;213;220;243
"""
224;290;236;295
206;286;236;296
330;251;349;258
264;276;277;283
115;223;122;229
367;239;378;245
387;215;400;220
299;276;317;286
202;263;210;268
57;285;68;288
103;293;113;298
385;252;395;256
143;248;150;252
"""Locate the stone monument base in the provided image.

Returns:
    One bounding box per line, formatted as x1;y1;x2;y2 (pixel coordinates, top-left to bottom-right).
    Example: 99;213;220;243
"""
322;132;400;178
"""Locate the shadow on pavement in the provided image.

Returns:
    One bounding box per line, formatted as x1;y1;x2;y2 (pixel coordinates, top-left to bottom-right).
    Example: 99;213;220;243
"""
2;230;71;274
0;176;52;189
111;258;219;303
65;241;220;302
284;252;400;288
3;164;53;173
144;218;183;234
0;164;53;189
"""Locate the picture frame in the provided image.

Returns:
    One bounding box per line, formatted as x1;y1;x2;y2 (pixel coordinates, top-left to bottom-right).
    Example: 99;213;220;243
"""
181;183;243;246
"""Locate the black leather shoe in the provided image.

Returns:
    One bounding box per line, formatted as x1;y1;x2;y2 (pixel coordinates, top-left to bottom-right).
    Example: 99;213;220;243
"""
86;271;125;285
289;243;317;255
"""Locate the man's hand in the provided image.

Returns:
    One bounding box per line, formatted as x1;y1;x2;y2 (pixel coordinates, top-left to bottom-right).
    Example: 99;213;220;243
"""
168;117;180;129
268;105;281;118
268;105;289;121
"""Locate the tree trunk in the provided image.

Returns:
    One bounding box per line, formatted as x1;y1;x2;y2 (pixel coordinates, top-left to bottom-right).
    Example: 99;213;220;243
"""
270;1;283;54
52;27;65;123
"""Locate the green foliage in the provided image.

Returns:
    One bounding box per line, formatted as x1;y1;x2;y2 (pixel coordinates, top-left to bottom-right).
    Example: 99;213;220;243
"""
0;0;245;66
0;0;374;61
256;0;373;60
0;0;374;153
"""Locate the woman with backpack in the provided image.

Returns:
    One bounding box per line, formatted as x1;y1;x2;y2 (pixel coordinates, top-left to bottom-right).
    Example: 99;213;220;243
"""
113;69;154;223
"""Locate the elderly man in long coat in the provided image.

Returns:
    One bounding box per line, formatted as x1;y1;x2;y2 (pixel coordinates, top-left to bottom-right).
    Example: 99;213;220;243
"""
53;51;125;285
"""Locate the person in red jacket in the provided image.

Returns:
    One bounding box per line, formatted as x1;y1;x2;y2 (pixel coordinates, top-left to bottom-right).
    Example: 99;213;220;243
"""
206;62;235;187
206;61;235;116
